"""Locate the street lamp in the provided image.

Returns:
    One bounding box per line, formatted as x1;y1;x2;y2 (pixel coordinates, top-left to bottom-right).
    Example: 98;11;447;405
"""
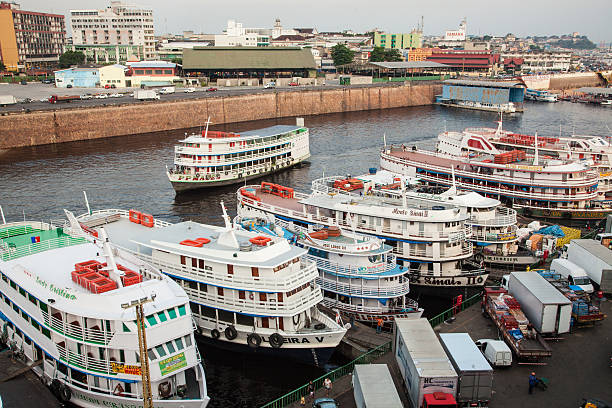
121;294;156;408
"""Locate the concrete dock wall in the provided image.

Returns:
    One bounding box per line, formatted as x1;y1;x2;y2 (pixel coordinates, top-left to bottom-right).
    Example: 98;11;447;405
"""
0;83;440;149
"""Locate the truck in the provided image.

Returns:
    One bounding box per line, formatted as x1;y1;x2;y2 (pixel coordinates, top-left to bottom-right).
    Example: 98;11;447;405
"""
48;95;81;104
439;333;493;408
567;239;612;293
502;272;572;335
352;364;403;408
536;270;607;325
0;95;18;106
134;90;160;100
481;287;551;361
550;258;594;293
394;318;458;408
158;86;175;94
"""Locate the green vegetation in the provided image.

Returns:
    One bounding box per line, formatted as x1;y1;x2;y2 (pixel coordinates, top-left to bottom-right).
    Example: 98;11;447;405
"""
330;44;354;67
58;51;86;68
370;46;402;62
171;57;183;65
552;36;596;50
0;61;5;71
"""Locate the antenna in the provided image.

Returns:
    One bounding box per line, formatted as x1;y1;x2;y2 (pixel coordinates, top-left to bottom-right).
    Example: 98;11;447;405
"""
383;132;387;148
220;200;231;230
203;117;212;138
83;191;92;215
0;206;5;224
533;131;539;166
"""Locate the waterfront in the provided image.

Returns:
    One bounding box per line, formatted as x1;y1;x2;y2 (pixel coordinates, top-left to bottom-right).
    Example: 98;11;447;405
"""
1;101;611;407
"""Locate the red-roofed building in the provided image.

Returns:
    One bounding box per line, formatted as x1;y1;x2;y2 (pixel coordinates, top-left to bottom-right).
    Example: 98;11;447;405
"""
427;50;500;73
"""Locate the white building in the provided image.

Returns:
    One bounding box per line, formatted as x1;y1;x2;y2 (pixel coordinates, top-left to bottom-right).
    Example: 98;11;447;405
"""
444;18;466;41
214;19;299;47
501;51;572;72
70;1;156;60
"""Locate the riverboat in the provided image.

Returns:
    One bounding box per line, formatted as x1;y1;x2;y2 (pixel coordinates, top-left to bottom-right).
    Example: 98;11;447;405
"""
236;215;424;324
436;97;517;113
525;89;558;102
380;128;612;221
237;181;489;296
167;120;310;192
76;206;347;367
0;212;209;408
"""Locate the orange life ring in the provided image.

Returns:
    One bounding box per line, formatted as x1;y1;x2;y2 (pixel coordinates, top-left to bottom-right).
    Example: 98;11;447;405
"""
129;209;141;224
140;213;154;228
249;236;271;246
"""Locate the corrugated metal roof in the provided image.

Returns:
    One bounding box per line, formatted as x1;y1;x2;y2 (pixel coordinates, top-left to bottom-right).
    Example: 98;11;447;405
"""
510;272;572;305
576;87;612;96
127;61;176;68
444;79;525;88
183;47;316;70
571;239;612;264
439;333;493;372
369;61;449;69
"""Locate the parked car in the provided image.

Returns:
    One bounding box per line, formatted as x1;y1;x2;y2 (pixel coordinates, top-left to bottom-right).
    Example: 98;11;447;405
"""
184;87;196;93
109;93;124;98
288;82;299;86
313;398;337;408
206;87;217;92
264;82;276;89
104;84;111;89
66;84;73;88
80;94;93;100
19;80;27;85
41;79;53;84
39;97;48;102
111;84;116;89
19;98;32;104
475;339;512;367
95;94;108;99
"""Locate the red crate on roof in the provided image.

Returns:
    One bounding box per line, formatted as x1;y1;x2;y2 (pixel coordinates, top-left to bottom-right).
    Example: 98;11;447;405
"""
74;260;102;272
72;268;97;284
90;277;118;294
121;270;143;286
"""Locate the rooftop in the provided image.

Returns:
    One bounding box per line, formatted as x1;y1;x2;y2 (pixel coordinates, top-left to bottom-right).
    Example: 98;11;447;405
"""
183;47;316;70
444;79;525;89
369;61;449;69
183;124;305;143
509;272;572;305
570;239;612;264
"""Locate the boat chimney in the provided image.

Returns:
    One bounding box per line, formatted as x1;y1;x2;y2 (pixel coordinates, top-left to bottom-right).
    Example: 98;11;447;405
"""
99;227;124;288
533;131;540;166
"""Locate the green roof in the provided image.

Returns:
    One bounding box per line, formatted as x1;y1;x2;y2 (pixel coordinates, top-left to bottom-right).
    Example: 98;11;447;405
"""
183;47;316;70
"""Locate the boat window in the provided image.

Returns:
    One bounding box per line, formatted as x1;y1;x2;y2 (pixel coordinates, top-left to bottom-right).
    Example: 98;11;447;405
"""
155;345;166;357
175;338;184;350
28;294;37;305
167;308;177;319
178;304;186;316
147;349;156;361
146;315;157;326
19;287;26;297
184;335;192;348
122;323;130;332
157;311;167;322
190;302;199;315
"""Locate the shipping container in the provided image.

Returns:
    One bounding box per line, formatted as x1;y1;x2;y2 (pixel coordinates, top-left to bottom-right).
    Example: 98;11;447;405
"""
352;364;403;408
567;239;612;293
394;318;458;408
439;333;493;407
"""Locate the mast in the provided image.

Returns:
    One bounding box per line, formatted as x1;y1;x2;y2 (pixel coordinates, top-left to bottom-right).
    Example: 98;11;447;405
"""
99;227;124;288
533;131;539;166
203;117;212;138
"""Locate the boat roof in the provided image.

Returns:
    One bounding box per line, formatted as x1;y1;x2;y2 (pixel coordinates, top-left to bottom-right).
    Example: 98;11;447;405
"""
439;333;493;372
0;223;187;319
181;125;304;143
87;214;306;268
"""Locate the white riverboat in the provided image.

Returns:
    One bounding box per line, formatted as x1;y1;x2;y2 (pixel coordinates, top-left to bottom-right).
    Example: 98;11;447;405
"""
525;89;558;102
236;215;424;324
380;126;612;221
0;213;209;408
437;98;517;113
237;182;488;295
76;206;347;367
167;120;310;192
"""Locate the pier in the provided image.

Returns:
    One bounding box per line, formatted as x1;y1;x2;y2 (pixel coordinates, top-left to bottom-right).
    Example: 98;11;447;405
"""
0;349;58;407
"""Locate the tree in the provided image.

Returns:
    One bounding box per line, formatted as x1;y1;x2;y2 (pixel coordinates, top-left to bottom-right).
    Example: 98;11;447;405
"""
383;48;402;62
483;35;492;41
370;47;402;62
58;51;85;68
171;58;183;65
0;61;5;71
331;44;354;67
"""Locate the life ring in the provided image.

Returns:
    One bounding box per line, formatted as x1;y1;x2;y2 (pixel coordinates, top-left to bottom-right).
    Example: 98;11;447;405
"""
50;379;62;397
249;293;254;300
247;333;262;348
224;325;238;340
59;384;72;402
292;314;300;325
211;329;221;339
249;236;271;246
269;333;284;348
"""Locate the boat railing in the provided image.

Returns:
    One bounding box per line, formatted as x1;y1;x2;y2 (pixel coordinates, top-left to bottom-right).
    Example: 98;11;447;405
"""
470;228;519;243
320;298;416;315
56;343;138;377
0;235;87;262
182;283;323;316
316;276;410;298
310;256;402;276
169;155;300;181
174;143;293;166
42;311;114;345
390;241;474;260
175;131;303;155
80;209;173;228
381;150;600;187
468;207;517;226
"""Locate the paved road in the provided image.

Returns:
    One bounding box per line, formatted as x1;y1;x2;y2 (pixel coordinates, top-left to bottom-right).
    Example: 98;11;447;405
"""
0;82;407;114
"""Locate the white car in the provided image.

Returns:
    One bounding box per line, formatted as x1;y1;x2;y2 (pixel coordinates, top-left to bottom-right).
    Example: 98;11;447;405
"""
39;97;48;102
80;94;93;100
95;94;108;99
109;93;124;98
184;87;196;93
264;82;276;89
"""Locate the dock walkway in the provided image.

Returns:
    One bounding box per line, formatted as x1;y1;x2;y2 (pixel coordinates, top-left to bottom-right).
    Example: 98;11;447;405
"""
0;349;59;407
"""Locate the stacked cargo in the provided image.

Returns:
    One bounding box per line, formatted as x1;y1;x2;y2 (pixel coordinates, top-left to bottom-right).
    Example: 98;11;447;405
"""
556;226;581;248
71;259;142;293
493;150;527;164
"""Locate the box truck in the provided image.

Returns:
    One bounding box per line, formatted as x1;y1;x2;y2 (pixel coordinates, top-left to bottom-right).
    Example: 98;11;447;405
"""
502;272;572;335
0;95;17;106
394;318;458;408
352;364;403;408
550;258;594;293
567;239;612;293
439;333;493;407
134;90;160;100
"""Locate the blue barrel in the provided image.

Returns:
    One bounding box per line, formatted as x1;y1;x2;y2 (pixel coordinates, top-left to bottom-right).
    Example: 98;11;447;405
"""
369;168;377;174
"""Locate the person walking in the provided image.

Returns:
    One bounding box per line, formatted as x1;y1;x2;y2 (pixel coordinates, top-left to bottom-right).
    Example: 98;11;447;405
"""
324;377;332;396
376;318;383;334
307;381;314;400
528;372;537;394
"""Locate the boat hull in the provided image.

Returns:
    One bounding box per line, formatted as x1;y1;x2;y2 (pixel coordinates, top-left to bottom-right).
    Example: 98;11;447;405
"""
515;206;611;220
169;155;310;192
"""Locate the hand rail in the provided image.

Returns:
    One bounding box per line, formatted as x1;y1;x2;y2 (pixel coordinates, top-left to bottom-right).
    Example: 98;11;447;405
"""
0;235;87;261
316;276;410;298
174;144;292;166
41;311;114;345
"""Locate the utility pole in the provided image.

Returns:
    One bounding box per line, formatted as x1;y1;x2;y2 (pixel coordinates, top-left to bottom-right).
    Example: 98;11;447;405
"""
122;296;155;408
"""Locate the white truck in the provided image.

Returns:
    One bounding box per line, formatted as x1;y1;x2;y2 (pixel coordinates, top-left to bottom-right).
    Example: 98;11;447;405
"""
474;339;512;367
0;95;18;106
567;239;612;294
352;364;403;408
502;272;572;335
134;90;160;100
439;333;493;408
394;318;458;408
158;86;175;94
550;258;594;293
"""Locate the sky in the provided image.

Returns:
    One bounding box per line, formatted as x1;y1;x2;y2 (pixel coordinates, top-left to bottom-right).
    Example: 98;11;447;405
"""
27;0;612;43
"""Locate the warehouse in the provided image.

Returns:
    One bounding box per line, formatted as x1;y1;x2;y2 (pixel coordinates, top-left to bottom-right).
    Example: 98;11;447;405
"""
439;79;525;110
53;67;100;88
182;47;316;82
337;61;451;82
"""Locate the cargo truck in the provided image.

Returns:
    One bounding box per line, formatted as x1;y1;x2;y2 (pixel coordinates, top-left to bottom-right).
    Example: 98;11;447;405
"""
134;90;160;100
536;270;606;325
439;333;493;408
566;239;612;293
481;287;551;361
48;95;81;104
0;95;17;106
502;272;572;335
352;364;403;408
394;318;458;408
550;258;594;293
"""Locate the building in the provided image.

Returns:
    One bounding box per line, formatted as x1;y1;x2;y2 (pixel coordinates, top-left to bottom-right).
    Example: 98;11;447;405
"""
125;60;179;87
406;48;434;62
436;18;467;48
183;47;316;81
99;63;127;87
374;31;422;50
500;51;572;72
440;79;525;109
54;66;99;87
157;41;210;62
427;50;500;73
0;1;65;71
69;1;155;62
213;19;299;47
